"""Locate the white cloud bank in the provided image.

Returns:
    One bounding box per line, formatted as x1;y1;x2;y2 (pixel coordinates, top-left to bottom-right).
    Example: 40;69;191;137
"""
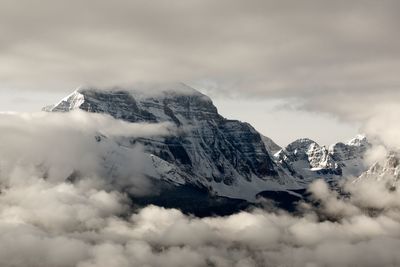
0;105;397;266
0;177;400;267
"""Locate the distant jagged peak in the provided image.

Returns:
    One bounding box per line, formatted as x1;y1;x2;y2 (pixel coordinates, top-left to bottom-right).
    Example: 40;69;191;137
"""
275;134;371;178
280;134;369;156
327;134;367;148
328;134;371;159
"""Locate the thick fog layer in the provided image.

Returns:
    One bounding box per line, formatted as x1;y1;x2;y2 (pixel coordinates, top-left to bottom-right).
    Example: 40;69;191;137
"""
0;110;398;267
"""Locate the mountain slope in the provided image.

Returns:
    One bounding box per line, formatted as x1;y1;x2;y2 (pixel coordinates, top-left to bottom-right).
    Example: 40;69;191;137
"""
45;84;371;202
275;135;370;184
46;85;304;201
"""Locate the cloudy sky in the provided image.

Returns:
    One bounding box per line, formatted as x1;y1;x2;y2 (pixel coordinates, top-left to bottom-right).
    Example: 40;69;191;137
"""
1;0;399;146
1;2;400;266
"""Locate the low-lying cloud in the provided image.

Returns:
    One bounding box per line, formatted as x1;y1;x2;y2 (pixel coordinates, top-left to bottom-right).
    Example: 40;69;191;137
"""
0;176;400;267
0;111;175;194
0;105;399;266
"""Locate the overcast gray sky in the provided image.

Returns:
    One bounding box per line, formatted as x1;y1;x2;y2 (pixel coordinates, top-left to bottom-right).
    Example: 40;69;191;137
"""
0;0;398;146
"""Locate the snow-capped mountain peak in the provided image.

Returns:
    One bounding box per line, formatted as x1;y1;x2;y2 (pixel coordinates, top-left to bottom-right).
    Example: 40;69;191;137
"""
45;84;302;201
44;84;372;201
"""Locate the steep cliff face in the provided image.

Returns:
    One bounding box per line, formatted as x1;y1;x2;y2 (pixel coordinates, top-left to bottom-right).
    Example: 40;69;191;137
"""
46;84;302;200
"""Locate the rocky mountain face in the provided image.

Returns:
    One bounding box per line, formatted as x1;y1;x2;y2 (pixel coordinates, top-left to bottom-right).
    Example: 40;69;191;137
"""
45;84;371;202
275;135;370;184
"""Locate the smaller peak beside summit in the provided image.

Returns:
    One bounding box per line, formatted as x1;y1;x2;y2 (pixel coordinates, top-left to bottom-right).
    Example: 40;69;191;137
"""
275;135;372;181
275;137;341;181
329;134;370;151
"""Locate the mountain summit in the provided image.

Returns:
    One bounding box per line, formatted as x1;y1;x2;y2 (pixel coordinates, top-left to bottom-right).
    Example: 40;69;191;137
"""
45;84;370;203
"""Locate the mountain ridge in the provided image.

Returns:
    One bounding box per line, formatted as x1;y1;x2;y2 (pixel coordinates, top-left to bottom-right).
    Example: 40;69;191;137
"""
44;84;371;201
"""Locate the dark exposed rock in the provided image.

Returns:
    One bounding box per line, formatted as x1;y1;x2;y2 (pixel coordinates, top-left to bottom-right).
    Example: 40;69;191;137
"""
47;85;280;192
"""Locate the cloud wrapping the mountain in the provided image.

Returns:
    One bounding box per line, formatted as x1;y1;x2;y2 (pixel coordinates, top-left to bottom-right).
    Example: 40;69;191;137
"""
0;111;175;194
0;111;398;266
